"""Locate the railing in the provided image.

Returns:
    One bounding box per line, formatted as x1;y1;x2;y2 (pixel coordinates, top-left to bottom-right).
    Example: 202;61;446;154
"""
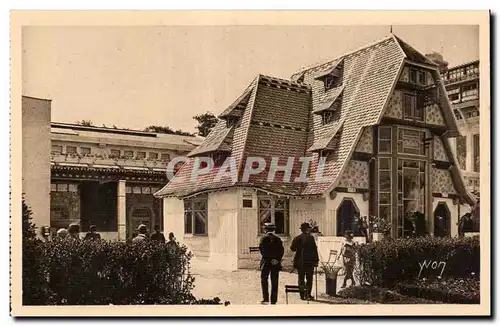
442;72;479;85
463;171;480;194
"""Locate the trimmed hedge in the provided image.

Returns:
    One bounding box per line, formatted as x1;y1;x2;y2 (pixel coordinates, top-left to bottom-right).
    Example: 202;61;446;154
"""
357;236;480;287
22;238;226;305
338;286;443;304
395;278;480;304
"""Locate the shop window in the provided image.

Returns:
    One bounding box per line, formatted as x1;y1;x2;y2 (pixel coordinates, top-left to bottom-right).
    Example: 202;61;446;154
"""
378;126;392;154
184;197;208;235
397;159;426;238
258;196;289;235
378;157;392;226
473;134;480;172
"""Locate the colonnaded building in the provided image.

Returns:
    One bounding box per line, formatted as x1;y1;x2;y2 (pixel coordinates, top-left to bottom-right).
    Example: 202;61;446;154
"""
155;34;479;270
21;97;203;240
49;123;202;239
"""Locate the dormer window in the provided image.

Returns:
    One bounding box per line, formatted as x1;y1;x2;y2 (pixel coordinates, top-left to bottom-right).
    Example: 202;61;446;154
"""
321;111;335;125
211;152;229;167
317;60;344;91
319;150;332;160
226;117;239;128
324;73;342;91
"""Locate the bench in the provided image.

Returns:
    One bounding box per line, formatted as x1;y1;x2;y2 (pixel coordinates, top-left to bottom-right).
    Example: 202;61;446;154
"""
285;285;309;304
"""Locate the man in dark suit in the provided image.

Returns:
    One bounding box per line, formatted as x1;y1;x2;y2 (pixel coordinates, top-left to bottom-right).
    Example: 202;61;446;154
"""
259;222;284;305
290;222;319;301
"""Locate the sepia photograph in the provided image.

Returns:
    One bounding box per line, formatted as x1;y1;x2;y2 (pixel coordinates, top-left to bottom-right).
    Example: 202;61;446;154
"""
10;10;490;317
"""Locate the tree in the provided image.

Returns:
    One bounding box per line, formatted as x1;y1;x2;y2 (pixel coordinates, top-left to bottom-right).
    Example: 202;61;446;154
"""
77;120;94;127
193;112;218;137
143;126;194;136
22;198;37;240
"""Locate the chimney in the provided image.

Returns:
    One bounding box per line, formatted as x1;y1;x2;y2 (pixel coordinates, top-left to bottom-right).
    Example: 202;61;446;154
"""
425;52;449;72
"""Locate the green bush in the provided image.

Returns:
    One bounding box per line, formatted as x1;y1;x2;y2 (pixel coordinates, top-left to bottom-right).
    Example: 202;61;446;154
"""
357;236;480;287
22;238;226;305
395;278;479;304
338;285;443;304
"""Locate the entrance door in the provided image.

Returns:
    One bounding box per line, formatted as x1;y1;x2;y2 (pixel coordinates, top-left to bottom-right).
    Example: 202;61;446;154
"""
336;198;360;236
434;203;451;237
128;207;153;237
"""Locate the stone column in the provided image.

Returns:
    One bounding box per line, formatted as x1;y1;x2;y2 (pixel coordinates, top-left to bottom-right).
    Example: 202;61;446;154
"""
117;180;127;240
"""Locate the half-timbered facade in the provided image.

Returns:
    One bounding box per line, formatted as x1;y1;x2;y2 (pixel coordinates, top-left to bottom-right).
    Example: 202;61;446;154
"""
155;34;476;270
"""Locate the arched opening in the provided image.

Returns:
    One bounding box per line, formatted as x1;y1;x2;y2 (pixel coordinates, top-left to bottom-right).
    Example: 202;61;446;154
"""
434;202;451;237
336;198;361;236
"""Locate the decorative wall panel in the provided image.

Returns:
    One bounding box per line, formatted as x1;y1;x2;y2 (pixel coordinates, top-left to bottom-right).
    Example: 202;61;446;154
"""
384;90;403;119
433;136;449;162
355;127;373;153
431;168;456;195
338;160;369;189
425;104;445;126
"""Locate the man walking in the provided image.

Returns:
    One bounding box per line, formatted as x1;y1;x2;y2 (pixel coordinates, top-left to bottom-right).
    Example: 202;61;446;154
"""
259;223;284;305
290;222;319;301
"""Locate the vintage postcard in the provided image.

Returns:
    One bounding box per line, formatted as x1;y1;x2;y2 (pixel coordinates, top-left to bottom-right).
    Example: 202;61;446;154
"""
10;10;490;317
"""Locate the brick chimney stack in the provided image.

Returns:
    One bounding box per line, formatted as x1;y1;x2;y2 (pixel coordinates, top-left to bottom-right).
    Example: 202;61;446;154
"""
425;52;449;72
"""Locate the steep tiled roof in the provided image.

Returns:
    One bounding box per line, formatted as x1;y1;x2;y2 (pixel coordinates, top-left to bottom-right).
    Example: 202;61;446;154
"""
155;34;471;200
312;85;345;114
187;122;234;157
218;86;254;118
307;120;344;152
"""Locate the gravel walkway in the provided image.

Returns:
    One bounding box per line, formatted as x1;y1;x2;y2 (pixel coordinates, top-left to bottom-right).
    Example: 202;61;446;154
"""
189;258;367;305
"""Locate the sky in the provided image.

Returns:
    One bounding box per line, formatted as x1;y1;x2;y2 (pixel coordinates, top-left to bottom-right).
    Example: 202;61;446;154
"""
22;25;479;134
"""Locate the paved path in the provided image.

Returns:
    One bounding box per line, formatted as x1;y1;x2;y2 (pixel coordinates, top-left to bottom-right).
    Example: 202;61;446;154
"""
189;259;365;305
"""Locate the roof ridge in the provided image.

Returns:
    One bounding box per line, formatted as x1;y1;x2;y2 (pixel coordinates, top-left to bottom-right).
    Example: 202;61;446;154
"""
446;59;480;70
291;34;394;78
258;73;311;88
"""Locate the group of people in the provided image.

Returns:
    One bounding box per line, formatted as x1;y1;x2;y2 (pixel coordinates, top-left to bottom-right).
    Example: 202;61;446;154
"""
39;223;177;246
258;222;357;304
131;224;177;246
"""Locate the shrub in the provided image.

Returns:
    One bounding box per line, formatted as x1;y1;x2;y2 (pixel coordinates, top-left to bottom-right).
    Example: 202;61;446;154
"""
338;285;443;304
22;239;226;305
357;236;480;287
395;278;480;304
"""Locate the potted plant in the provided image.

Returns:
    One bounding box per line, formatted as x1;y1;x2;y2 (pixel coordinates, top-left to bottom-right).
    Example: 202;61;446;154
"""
370;215;390;242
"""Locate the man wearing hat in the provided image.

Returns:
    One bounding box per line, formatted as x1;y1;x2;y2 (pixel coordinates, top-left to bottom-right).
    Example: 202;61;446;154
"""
133;224;149;243
259;222;284;305
290;222;319;300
